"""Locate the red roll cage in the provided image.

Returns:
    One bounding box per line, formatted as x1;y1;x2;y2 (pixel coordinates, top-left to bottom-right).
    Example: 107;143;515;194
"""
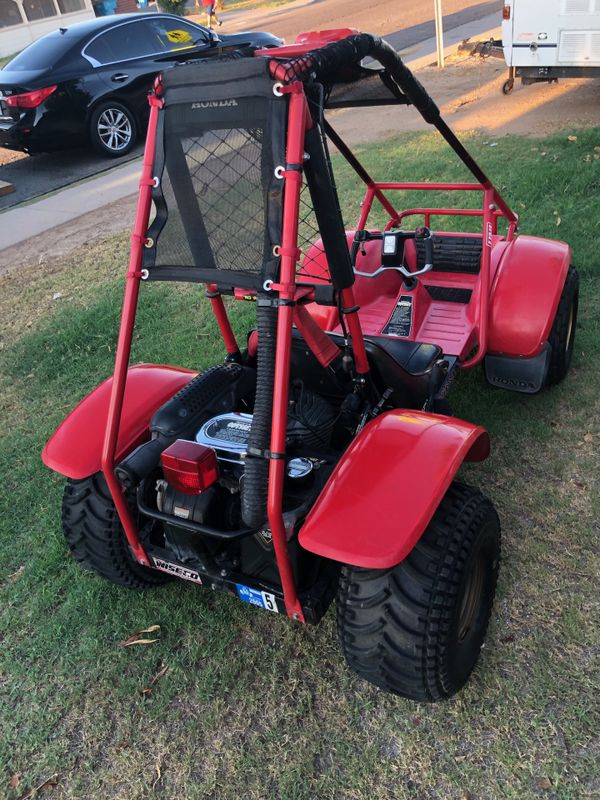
100;31;518;622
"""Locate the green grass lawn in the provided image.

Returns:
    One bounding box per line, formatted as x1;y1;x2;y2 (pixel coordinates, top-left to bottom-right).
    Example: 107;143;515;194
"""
0;129;599;799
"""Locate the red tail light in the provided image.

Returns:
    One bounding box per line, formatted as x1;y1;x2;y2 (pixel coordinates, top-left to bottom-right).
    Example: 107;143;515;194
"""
161;440;219;495
502;4;511;20
5;85;57;109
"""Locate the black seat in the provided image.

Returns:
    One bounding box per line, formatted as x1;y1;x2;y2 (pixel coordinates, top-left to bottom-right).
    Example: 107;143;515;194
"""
290;329;443;408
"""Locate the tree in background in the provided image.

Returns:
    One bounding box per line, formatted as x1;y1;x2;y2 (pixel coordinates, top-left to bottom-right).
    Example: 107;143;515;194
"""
157;0;187;15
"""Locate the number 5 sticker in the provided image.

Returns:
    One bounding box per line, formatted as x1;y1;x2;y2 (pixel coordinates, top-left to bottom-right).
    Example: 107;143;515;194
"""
261;591;278;613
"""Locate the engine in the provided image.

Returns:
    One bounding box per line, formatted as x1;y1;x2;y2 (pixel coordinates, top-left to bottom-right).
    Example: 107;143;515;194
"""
150;380;335;581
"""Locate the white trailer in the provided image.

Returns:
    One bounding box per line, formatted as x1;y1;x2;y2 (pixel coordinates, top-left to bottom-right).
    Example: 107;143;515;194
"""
501;0;600;93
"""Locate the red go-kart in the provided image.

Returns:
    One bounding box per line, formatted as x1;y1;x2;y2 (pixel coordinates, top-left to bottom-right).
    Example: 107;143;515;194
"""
43;31;578;701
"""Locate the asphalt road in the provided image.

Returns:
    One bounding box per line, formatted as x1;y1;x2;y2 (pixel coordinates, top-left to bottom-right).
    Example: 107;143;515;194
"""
0;0;501;212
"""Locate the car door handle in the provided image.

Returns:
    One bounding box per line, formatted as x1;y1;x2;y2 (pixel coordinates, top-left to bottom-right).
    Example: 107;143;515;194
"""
111;73;129;83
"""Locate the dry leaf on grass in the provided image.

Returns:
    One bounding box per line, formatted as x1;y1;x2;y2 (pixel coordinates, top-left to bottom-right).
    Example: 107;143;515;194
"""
9;773;21;789
567;135;578;142
536;777;552;790
8;566;24;583
152;759;163;790
16;774;59;800
583;433;593;443
118;625;160;648
141;662;169;697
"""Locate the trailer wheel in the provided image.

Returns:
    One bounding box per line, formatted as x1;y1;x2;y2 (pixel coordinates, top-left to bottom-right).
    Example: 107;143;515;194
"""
502;79;514;95
62;473;169;588
546;266;579;386
337;482;500;701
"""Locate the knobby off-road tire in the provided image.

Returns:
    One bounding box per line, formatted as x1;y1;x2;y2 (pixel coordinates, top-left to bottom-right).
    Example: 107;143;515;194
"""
337;482;500;701
62;472;169;588
546;265;579;386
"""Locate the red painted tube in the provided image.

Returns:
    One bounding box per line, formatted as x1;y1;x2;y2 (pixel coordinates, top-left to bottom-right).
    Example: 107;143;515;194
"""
375;181;483;191
340;287;369;375
206;283;239;355
357;187;375;230
100;99;162;567
266;86;307;622
461;188;494;369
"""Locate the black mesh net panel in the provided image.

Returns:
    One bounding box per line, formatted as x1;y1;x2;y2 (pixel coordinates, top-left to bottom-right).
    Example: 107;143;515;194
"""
296;182;330;283
144;58;286;289
156;125;266;273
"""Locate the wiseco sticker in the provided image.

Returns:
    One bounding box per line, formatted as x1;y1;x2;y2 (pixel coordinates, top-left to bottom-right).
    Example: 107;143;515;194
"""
152;557;203;584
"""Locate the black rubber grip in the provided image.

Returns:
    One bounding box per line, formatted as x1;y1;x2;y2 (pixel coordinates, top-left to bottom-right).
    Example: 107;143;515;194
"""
295;33;440;124
303;126;355;290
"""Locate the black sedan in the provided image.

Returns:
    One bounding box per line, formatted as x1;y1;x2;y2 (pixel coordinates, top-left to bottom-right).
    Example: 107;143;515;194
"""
0;14;281;157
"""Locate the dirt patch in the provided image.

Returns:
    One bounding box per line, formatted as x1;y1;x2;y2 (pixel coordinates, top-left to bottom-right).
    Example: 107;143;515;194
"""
2;53;599;274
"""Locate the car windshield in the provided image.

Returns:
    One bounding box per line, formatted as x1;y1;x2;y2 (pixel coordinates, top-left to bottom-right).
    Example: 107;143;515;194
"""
3;31;73;72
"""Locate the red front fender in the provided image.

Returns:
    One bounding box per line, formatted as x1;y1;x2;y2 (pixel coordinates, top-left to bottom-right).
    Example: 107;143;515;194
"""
488;235;571;358
42;364;196;480
299;410;490;569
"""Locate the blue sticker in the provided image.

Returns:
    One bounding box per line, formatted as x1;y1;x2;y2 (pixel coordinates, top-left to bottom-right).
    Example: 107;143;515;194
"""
236;584;278;613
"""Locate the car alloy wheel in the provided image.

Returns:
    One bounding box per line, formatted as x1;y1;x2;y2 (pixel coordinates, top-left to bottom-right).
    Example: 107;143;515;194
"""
97;106;133;153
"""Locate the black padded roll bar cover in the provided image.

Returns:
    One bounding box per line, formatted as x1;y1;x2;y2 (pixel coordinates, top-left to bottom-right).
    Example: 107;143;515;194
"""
300;33;440;124
303;126;355;290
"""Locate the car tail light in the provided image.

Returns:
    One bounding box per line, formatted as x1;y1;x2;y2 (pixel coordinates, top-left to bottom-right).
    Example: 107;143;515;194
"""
161;440;218;495
502;4;511;20
5;85;57;109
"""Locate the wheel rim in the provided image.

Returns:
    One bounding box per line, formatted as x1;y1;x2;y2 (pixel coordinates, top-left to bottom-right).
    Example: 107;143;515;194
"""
97;108;132;152
457;553;485;642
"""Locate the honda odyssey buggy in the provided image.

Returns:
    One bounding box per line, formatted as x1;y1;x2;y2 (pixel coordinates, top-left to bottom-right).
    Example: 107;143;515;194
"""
43;30;578;701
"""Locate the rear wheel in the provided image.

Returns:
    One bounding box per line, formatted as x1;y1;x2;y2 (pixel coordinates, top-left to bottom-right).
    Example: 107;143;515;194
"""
62;472;169;588
89;101;137;158
337;482;500;701
546;265;579;386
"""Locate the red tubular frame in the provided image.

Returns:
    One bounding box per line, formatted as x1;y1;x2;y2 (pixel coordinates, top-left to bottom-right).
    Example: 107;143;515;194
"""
356;180;518;368
100;97;164;567
205;283;239;356
266;87;312;621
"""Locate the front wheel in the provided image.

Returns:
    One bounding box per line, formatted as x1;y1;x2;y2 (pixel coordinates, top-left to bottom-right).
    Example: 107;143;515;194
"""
546;265;579;386
337;482;500;701
89;100;137;158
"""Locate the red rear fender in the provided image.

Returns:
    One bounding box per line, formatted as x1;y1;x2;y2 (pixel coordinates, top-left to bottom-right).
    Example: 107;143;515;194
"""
42;364;196;480
299;410;490;569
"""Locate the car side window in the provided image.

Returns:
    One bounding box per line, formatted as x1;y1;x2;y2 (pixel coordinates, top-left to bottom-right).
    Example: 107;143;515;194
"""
84;21;160;65
141;18;208;53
